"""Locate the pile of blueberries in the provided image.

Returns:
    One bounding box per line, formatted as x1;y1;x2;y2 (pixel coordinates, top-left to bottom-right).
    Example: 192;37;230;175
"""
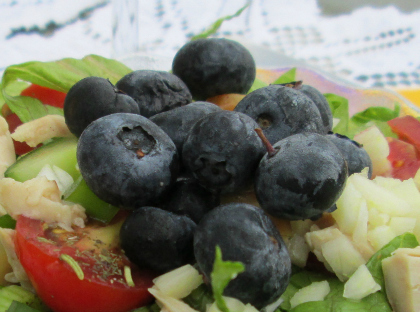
65;38;372;309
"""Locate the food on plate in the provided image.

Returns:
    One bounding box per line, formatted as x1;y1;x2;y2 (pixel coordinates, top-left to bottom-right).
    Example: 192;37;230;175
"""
77;113;179;209
255;132;348;220
120;206;196;273
64;76;140;137
326;132;373;178
14;214;156;312
0;36;419;312
172;38;256;100
0;115;15;177
299;84;333;133
115;70;192;118
194;203;291;310
11;114;71;148
2;84;67;156
233;84;325;144
149;101;221;156
382;246;420;312
182;110;265;194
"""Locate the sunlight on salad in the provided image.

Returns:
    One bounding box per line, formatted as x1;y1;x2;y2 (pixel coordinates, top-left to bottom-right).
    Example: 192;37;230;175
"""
0;37;420;312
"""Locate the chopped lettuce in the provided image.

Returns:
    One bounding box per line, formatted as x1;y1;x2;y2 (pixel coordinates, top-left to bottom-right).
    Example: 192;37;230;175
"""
130;303;161;312
248;78;268;94
6;301;43;312
279;233;419;312
1;55;132;123
0;214;16;229
247;67;297;94
182;284;214;312
272;68;297;85
325;93;400;139
211;246;245;312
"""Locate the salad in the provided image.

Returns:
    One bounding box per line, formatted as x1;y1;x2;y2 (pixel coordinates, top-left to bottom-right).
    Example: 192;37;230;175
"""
0;36;419;312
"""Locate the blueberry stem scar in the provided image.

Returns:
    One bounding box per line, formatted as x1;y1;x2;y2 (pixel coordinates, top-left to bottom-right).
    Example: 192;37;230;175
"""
255;128;278;158
136;149;145;158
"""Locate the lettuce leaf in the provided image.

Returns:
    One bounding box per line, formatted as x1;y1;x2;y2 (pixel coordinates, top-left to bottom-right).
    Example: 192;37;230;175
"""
325;93;400;139
1;55;132;123
211;246;245;312
366;232;419;290
272;68;297;85
247;67;297;94
182;284;214;312
279;233;419;312
6;301;42;312
248;78;268;94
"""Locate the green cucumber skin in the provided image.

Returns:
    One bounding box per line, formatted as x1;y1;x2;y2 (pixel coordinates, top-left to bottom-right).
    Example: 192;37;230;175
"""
4;137;118;223
5;137;79;181
65;179;119;223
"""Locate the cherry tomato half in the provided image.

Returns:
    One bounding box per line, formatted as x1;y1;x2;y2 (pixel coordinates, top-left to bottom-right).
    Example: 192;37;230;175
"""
15;215;156;312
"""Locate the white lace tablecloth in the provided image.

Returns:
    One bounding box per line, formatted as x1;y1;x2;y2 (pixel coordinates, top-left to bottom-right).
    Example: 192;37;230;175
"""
1;0;420;89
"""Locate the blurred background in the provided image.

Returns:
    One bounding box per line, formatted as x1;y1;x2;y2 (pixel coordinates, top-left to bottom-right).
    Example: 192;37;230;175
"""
1;0;420;90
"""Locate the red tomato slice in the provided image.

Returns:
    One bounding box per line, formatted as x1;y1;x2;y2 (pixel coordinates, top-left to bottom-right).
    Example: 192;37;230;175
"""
20;84;66;108
15;215;156;312
388;115;420;154
387;137;420;180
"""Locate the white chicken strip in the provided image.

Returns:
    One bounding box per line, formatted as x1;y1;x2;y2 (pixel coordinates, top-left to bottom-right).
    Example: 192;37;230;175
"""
0;176;86;231
0;228;32;290
0;115;16;177
11;114;72;147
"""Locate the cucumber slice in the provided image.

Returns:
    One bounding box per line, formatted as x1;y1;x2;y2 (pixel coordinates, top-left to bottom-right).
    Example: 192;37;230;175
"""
64;177;119;223
5;137;79;181
0;285;48;312
4;137;119;223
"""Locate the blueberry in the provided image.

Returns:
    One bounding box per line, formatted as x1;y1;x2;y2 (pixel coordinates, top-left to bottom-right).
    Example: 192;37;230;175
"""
160;175;220;223
77;113;179;209
234;84;324;144
326;132;373;178
255;132;348;220
182;110;265;194
64;76;140;137
194;203;291;309
150;101;221;156
172;38;256;100
299;84;333;133
115;70;192;118
120;206;196;273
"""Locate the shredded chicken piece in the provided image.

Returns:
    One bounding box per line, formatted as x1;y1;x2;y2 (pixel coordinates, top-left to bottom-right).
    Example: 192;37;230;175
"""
11;114;72;147
0;176;86;231
0;115;16;177
0;229;33;291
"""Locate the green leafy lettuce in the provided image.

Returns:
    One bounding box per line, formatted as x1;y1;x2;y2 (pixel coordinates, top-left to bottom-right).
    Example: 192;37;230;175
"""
1;55;132;123
272;68;297;85
325;93;400;139
247;67;297;94
279;232;419;312
211;246;245;312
